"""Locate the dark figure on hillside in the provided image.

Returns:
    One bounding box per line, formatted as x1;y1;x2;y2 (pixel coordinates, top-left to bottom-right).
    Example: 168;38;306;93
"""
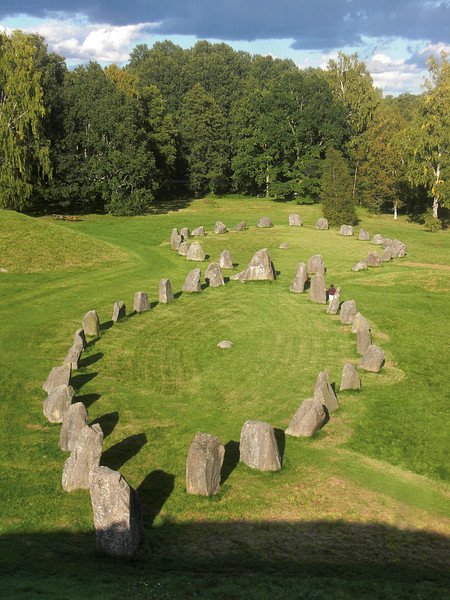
327;284;336;303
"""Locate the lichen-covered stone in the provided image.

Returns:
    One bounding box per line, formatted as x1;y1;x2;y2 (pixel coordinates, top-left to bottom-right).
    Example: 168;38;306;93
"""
182;268;201;292
352;260;368;271
326;286;341;314
285;398;326;437
307;254;325;274
391;239;407;258
290;262;308;293
309;273;326;304
358;229;370;241
340;300;357;324
73;328;86;351
289;214;302;226
62;424;103;491
192;226;205;236
82;310;100;336
339;224;354;236
372;234;384;245
357;328;372;355
186;432;225;496
205;262;225;287
43;384;75;423
178;241;190;256
314;370;339;413
219;250;233;269
159;278;174;303
214;221;227;234
257;216;273;228
217;340;233;349
381;246;393;261
180;227;190;240
233;221;246;231
134;292;150;313
112;301;126;322
59;402;89;451
43;364;71;394
240;420;281;471
340;364;361;391
240;248;276;281
187;241;206;262
359;345;385;372
63;345;82;370
316;218;329;230
366;251;382;267
170;228;181;250
352;312;370;333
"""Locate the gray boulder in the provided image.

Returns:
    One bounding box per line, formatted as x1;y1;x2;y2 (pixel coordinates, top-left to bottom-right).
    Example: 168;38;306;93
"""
59;402;89;451
326;286;341;314
233;221;247;231
372;234;384;245
90;466;143;557
290;262;308;293
191;226;205;237
230;272;244;281
257;216;273;228
170;228;182;250
352;312;370;333
339;224;354;236
366;251;382;267
382;238;393;249
391;239;407;258
186;432;225;496
357;328;372;355
217;340;233;349
279;242;289;249
43;384;75;423
285;398;326;437
307;254;325;274
178;241;190;256
340;364;361;391
134;291;150;313
82;310;100;337
43;364;71;394
316;218;329;230
340;300;357;324
309;273;326;304
159;278;174;303
187;241;206;262
352;260;368;271
381;246;393;262
289;213;302;226
180;227;190;240
214;221;227;234
62;423;103;491
314;370;339;413
182;268;201;292
240;248;276;281
219;249;233;269
73;328;86;351
205;262;225;287
240;420;281;471
63;345;82;370
359;345;385;372
358;229;370;241
112;301;126;322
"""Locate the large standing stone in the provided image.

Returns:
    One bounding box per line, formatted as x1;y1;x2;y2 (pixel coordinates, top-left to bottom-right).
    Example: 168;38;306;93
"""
112;301;126;322
178;241;190;256
352;312;370;333
205;262;224;287
180;227;190;240
59;402;89;451
316;218;329;230
233;221;246;231
359;345;385;372
391;239;407;258
290;262;308;293
240;248;276;281
382;238;393;249
240;420;281;471
43;384;75;423
73;328;86;351
170;228;181;250
340;364;361;391
366;251;382;267
340;300;357;324
357;328;372;355
192;226;205;236
381;246;393;262
289;213;302;226
82;310;100;337
307;254;325;274
326;286;341;314
62;423;103;491
43;364;71;394
219;249;233;269
372;234;384;245
159;278;174;303
339;225;354;236
309;273;326;303
257;216;273;228
182;269;201;292
187;241;206;262
358;229;370;241
314;370;339;413
63;345;82;370
90;466;143;557
134;292;150;313
186;432;225;496
285;398;326;437
214;221;227;234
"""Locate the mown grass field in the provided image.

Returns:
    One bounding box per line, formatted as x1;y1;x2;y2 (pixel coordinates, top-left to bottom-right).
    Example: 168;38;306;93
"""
0;197;449;599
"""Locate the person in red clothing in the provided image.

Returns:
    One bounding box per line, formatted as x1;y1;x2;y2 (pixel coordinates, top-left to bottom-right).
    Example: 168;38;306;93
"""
327;284;336;303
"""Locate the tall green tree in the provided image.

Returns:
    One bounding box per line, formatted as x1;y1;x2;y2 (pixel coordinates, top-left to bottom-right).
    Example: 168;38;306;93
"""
321;147;357;225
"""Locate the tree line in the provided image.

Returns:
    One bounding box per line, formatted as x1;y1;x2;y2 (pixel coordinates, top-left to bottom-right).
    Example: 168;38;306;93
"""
0;31;448;225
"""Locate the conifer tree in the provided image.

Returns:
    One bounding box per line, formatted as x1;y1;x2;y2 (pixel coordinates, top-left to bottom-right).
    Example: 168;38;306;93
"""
321;148;357;225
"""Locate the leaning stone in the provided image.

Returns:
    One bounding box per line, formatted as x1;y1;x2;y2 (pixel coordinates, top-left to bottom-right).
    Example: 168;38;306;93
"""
314;370;339;413
192;226;205;236
326;286;341;314
43;364;71;394
73;328;86;351
340;364;361;391
339;224;354;236
182;268;201;292
382;238;393;249
316;218;329;230
359;345;385;372
186;432;225;496
178;241;190;256
43;384;75;423
170;228;181;250
366;251;382;267
82;310;100;337
240;248;276;281
358;229;370;241
205;262;224;287
239;420;281;472
214;221;227;234
187;241;206;262
62;423;103;491
290;262;308;293
219;249;233;269
381;246;393;261
180;227;190;240
309;273;326;304
257;216;273;228
285;398;326;437
289;213;302;226
372;234;384;245
352;312;370;333
357;328;372;355
391;239;407;258
63;345;82;370
217;340;233;349
307;254;325;274
340;300;357;324
352;261;367;272
59;402;89;451
159;278;174;303
112;301;126;322
90;466;143;557
134;292;150;313
233;221;247;231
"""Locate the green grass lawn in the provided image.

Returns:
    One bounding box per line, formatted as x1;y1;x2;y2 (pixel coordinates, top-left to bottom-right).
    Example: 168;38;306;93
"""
0;197;449;599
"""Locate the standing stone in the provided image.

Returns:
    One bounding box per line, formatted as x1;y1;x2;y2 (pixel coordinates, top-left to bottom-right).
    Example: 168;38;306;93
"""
112;301;126;322
309;273;326;304
359;345;385;372
43;384;75;423
62;423;103;491
219;249;233;269
381;246;393;261
192;226;205;236
214;221;227;234
186;432;225;496
307;254;325;274
170;228;182;250
73;328;86;351
205;262;224;287
290;262;308;293
82;310;100;337
326;286;341;314
340;364;361;391
352;312;370;333
289;213;302;226
134;292;150;313
340;300;357;324
240;420;281;472
187;241;206;262
382;238;393;249
352;261;367;271
178;241;190;256
357;328;372;355
90;466;143;557
233;221;246;231
59;402;89;451
182;268;201;292
63;345;82;370
316;218;329;230
358;229;370;241
285;398;326;437
339;225;354;236
372;234;384;245
257;216;273;228
391;239;407;258
314;370;339;413
366;251;382;267
240;248;276;281
43;364;71;394
159;278;174;303
180;227;190;240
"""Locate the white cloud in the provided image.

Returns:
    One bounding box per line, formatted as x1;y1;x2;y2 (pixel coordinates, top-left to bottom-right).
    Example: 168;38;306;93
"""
365;53;424;95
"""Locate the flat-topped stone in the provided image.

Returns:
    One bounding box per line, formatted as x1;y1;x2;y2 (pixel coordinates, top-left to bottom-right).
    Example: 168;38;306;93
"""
62;423;103;492
134;292;150;313
205;262;224;287
316;218;329;230
219;249;233;269
186;432;225;496
390;239;407;258
359;344;384;372
285;398;326;437
339;224;354;236
240;248;276;281
59;402;89;451
112;301;126;322
314;370;339;413
170;228;182;250
309;273;326;303
186;241;205;262
240;420;281;471
340;300;357;324
82;310;100;337
257;216;273;228
372;234;384;245
182;268;201;292
289;214;302;226
357;328;372;355
307;254;325;274
290;262;308;293
214;221;227;234
159;278;174;303
358;229;370;241
340;364;361;391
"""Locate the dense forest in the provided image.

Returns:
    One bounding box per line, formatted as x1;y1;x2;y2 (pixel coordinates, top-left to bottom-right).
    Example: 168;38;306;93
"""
0;31;449;226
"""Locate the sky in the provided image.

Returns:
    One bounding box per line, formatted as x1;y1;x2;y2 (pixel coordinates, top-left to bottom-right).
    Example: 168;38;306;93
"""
1;1;449;96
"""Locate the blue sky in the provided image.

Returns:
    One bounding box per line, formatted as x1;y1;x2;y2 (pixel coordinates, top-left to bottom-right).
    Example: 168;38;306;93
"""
1;1;449;96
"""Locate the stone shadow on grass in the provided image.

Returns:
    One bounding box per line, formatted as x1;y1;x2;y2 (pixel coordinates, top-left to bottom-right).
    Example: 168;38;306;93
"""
77;393;101;409
221;440;240;485
78;352;103;368
100;320;114;333
70;372;98;392
100;433;147;471
90;411;119;438
274;428;286;462
137;470;175;526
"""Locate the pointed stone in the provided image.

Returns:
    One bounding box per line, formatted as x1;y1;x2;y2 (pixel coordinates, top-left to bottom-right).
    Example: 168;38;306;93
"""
178;241;190;256
285;398;326;437
73;328;86;351
382;238;393;248
309;273;326;303
381;246;393;261
82;310;100;337
182;269;201;292
257;216;273;227
63;345;82;370
233;221;246;231
187;241;206;262
391;239;407;258
205;262;224;287
180;227;190;240
59;402;89;451
327;286;341;314
192;226;205;236
112;301;126;322
240;420;281;471
170;228;181;250
314;370;339;413
352;312;370;333
240;248;276;281
43;384;75;423
307;254;325;274
340;300;357;324
340;364;361;391
290;262;308;293
359;345;385;372
357;328;372;355
159;278;174;303
186;432;225;496
219;249;233;269
43;364;71;394
62;423;103;491
214;221;227;234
